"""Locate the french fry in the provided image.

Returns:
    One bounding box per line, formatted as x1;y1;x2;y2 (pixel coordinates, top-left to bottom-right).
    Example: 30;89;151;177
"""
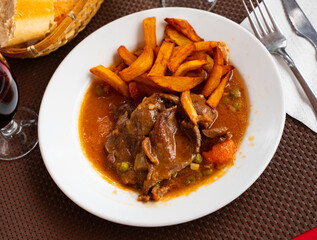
222;65;235;77
134;74;168;95
117;45;137;65
136;82;164;96
149;75;203;92
165;24;192;46
203;55;214;73
206;71;233;108
109;61;126;74
193;41;217;52
148;39;175;76
201;45;225;97
119;45;154;82
129;82;145;104
91;17;235;110
164;18;203;42
134;73;161;88
153;45;160;56
173;59;208;76
90;65;129;97
134;49;143;56
218;42;230;63
143;17;157;49
186;52;207;61
180;90;198;125
186;52;214;73
167;43;195;72
185;69;205;78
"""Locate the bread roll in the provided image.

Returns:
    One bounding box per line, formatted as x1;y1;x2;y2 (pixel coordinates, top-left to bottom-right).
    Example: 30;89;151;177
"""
0;0;78;48
54;0;78;25
0;0;55;48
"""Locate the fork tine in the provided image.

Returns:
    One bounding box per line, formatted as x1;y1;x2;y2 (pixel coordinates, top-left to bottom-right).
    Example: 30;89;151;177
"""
242;0;262;39
262;0;281;32
255;0;273;33
248;0;267;36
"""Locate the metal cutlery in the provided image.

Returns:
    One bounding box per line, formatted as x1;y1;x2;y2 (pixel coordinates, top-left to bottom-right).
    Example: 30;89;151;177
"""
282;0;317;52
242;0;317;116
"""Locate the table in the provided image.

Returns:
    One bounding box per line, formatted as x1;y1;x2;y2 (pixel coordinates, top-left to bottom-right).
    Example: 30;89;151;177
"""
1;0;316;239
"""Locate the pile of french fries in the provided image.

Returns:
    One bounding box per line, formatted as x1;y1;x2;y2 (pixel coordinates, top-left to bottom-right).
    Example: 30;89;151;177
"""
90;17;234;116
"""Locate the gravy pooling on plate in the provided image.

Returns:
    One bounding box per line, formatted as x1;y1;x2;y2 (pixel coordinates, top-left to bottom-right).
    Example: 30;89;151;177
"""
79;17;249;202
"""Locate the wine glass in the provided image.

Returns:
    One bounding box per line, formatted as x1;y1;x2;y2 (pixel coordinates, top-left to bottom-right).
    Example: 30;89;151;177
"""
0;54;38;160
161;0;217;11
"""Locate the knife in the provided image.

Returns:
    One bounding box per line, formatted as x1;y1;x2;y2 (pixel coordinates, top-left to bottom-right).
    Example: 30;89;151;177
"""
282;0;317;51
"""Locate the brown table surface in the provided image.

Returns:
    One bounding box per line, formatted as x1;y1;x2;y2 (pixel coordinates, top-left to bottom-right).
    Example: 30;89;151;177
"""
1;0;316;239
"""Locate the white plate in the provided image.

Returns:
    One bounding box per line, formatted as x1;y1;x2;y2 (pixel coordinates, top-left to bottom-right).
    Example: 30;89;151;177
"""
38;8;285;227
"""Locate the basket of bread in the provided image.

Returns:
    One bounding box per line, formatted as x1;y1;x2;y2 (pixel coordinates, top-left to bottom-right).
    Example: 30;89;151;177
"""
0;0;104;58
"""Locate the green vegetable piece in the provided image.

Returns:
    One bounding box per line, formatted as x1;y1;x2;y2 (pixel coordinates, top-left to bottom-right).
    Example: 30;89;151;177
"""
223;96;231;104
185;176;195;185
193;153;202;164
153;183;160;188
230;89;241;98
203;168;212;176
95;85;105;96
233;102;241;110
171;172;177;178
119;162;129;172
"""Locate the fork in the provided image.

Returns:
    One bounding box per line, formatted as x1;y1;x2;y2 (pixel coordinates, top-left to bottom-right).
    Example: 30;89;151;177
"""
242;0;317;116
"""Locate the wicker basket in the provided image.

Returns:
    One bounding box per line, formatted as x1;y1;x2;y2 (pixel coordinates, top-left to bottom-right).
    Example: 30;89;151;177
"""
0;0;104;58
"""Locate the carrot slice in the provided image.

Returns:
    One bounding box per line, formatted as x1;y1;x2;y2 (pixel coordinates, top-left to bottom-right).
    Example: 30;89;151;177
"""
202;140;237;164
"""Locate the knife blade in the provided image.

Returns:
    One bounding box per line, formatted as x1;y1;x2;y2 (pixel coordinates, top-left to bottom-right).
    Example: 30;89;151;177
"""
282;0;317;50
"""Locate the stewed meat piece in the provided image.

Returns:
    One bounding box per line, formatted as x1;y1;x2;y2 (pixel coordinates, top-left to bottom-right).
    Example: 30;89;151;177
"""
202;127;228;138
104;93;179;186
190;93;218;129
105;92;219;201
141;107;198;195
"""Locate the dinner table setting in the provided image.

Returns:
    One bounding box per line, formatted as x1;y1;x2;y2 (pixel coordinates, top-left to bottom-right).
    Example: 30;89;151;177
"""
0;0;316;239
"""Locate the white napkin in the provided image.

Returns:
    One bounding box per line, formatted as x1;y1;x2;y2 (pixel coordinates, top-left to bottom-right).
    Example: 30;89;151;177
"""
240;0;317;133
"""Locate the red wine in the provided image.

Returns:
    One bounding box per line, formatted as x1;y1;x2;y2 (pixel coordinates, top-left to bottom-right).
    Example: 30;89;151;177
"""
0;61;18;129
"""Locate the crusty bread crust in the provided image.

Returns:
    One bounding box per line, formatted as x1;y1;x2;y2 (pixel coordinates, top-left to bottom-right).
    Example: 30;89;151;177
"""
0;0;77;48
54;0;78;24
0;0;16;47
7;0;55;47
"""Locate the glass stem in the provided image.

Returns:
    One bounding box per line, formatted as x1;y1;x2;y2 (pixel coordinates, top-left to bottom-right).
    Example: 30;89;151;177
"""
1;120;21;137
